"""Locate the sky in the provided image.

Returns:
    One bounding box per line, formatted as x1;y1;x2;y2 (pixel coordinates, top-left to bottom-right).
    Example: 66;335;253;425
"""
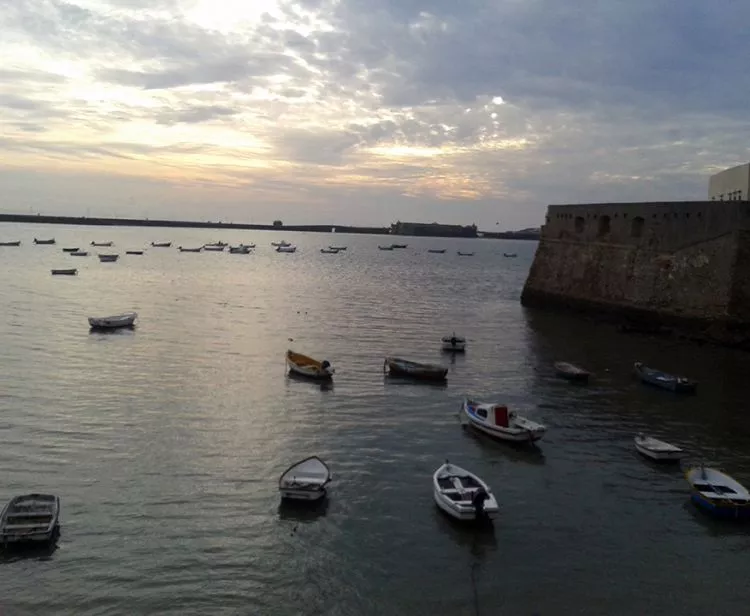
2;0;750;229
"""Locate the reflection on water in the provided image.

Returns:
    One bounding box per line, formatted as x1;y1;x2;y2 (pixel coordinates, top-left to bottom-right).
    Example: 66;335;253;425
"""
0;225;749;614
278;498;330;524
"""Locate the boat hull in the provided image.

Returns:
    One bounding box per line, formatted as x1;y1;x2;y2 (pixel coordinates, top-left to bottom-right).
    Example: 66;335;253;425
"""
88;313;137;329
441;340;466;353
385;358;447;381
462;403;545;443
0;494;60;546
554;363;590;382
280;487;327;501
51;269;77;275
634;440;684;462
690;493;750;520
287;361;333;380
433;491;498;521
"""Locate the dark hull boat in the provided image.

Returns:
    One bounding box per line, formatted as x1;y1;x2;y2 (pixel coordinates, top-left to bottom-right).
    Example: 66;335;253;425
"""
0;241;21;246
34;238;55;245
634;362;696;393
384;357;447;381
554;361;590;382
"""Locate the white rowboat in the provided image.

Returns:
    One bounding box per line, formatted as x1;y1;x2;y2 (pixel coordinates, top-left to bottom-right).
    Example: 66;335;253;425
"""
279;456;331;501
462;398;546;443
634;434;685;462
88;312;137;329
433;461;498;521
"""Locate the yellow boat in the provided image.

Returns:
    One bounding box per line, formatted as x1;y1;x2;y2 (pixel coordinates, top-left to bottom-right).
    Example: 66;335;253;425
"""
286;350;334;380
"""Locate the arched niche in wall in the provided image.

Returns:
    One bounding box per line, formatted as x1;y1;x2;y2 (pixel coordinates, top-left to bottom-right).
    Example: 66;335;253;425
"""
631;216;645;238
574;216;585;234
597;215;611;237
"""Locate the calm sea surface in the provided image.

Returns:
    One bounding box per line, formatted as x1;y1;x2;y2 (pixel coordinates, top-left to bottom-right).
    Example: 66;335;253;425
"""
1;223;750;615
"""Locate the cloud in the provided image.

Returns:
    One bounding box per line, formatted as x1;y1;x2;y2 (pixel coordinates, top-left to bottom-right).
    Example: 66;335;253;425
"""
1;0;750;227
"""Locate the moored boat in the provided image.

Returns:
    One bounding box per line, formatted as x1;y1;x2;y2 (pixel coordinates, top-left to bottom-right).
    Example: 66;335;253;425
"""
203;244;226;251
391;244;407;249
126;250;144;255
91;241;113;247
457;251;474;256
34;238;55;245
441;333;466;353
205;241;227;247
98;254;119;262
384;357;447;381
634;362;696;393
554;361;590;382
286;350;334;379
279;456;331;501
685;466;750;519
433;461;498;522
88;312;137;329
503;253;517;258
0;493;60;546
276;245;297;253
428;248;446;254
378;245;394;251
271;240;291;247
228;245;251;254
70;251;88;256
634;434;685;462
0;240;21;246
178;246;203;252
51;268;77;275
320;248;340;254
329;246;347;251
151;241;171;247
462;398;546;443
62;247;79;252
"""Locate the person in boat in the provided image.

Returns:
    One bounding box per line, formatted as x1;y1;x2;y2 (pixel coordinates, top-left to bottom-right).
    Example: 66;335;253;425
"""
472;487;489;520
450;336;457;347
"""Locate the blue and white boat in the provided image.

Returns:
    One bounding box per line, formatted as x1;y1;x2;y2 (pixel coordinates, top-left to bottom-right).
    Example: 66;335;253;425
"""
461;398;546;443
634;362;696;393
685;466;750;520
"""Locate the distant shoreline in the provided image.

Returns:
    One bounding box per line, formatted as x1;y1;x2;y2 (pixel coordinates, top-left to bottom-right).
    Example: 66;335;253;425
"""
0;213;539;240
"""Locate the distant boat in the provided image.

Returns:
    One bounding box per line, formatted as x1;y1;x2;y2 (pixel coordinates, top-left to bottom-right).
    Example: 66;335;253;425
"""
391;244;408;249
228;245;251;254
203;244;225;251
34;238;55;245
70;251;88;257
441;333;466;353
279;456;331;501
503;253;517;258
126;250;144;255
151;241;171;247
433;461;498;522
98;254;119;262
634;362;696;393
462;398;546;443
62;247;79;252
428;249;446;254
88;312;137;330
286;350;334;380
271;240;291;247
205;241;227;247
378;245;394;251
51;268;77;275
457;251;474;256
384;357;447;381
0;493;60;545
329;246;347;251
554;361;590;382
634;434;685;462
685;466;750;519
320;248;340;254
240;243;256;249
0;241;21;247
91;241;113;247
276;245;297;253
178;246;203;252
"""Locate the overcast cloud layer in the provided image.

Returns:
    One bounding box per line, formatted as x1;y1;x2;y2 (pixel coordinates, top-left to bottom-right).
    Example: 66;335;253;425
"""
2;0;750;227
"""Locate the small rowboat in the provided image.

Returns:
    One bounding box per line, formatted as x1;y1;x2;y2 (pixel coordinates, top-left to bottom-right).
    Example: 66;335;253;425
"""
228;245;251;254
686;466;750;519
276;245;297;253
286;350;334;379
384;357;447;381
329;246;347;251
441;333;466;353
0;241;21;246
503;253;517;258
279;456;331;501
433;461;498;522
70;251;88;257
0;493;60;545
203;244;226;251
378;245;394;251
634;434;685;462
391;244;407;249
98;254;119;262
91;241;113;247
634;362;696;393
320;248;340;254
462;398;546;443
271;240;291;247
554;361;590;382
205;241;227;247
51;268;77;275
34;238;55;245
151;241;171;247
126;250;144;255
457;251;474;256
428;249;446;254
88;312;137;329
178;246;203;252
62;247;79;252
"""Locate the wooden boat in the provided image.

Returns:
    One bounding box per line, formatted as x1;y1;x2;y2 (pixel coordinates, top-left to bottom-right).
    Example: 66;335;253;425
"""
151;241;171;247
91;241;113;247
279;456;331;501
70;251;88;257
62;247;79;252
384;357;447;381
503;253;517;258
228;245;251;254
378;245;394;251
88;312;137;329
0;241;21;246
554;361;590;382
286;350;334;379
203;244;226;251
271;240;291;247
125;250;144;255
98;254;119;262
457;251;474;256
391;244;407;249
34;238;55;245
329;246;347;251
51;268;77;275
0;494;60;545
433;461;498;522
276;245;297;253
634;434;685;462
320;248;340;254
462;398;546;443
685;466;750;519
428;249;446;254
441;333;466;352
205;241;227;247
634;362;696;393
178;246;203;252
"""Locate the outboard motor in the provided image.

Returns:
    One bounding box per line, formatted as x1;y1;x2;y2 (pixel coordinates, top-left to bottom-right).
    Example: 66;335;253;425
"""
472;487;489;520
321;360;332;374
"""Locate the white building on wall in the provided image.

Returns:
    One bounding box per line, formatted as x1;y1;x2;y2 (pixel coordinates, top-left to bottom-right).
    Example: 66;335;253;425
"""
709;163;750;201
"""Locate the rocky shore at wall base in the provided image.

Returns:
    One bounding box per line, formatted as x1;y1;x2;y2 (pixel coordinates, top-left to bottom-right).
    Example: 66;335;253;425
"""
521;200;750;349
